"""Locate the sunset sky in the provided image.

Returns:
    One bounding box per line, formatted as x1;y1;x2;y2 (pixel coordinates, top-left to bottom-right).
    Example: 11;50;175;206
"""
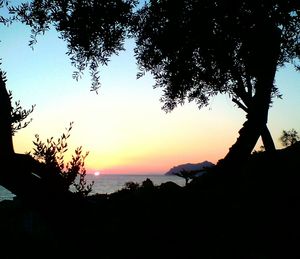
1;20;300;174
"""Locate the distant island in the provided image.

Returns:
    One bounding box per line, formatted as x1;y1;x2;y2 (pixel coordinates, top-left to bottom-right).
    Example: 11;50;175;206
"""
165;161;215;176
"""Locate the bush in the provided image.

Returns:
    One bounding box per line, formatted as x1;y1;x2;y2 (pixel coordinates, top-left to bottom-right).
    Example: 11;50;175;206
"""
279;129;300;147
31;122;94;197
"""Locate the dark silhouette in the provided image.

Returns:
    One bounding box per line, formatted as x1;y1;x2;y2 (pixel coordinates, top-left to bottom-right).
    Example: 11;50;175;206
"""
1;2;300;258
132;0;300;167
31;122;94;197
6;0;299;167
0;70;44;199
279;129;300;147
7;0;138;92
1;143;300;259
0;71;92;203
174;169;196;186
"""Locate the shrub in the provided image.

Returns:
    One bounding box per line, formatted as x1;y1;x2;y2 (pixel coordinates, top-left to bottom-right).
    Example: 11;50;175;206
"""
31;122;94;197
280;129;300;147
123;181;140;191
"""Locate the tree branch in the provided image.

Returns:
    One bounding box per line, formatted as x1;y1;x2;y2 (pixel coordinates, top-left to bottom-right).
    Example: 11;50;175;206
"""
232;97;248;112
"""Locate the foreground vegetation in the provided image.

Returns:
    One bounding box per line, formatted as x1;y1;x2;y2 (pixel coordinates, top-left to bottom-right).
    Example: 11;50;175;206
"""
0;142;300;259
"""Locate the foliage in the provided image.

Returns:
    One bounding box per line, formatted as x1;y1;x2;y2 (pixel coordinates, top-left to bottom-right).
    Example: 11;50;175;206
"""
141;178;154;189
123;181;140;191
70;146;93;197
133;0;300;112
174;169;195;186
7;0;138;92
122;178;155;192
31;121;94;197
280;129;300;147
132;0;300;162
10;91;35;136
0;66;35;135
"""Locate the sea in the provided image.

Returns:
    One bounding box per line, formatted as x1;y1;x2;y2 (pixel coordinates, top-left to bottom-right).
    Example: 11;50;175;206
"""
0;174;185;202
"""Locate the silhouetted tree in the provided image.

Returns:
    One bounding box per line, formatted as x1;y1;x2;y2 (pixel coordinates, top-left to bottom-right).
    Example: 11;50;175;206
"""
280;129;300;147
174;169;207;185
2;0;300;169
0;67;92;198
174;169;193;186
0;70;46;198
31;122;94;197
0;0;136;198
0;69;34;157
133;0;300;167
5;0;138;92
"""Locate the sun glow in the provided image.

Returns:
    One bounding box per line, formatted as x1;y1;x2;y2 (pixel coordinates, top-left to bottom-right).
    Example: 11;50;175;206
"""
94;171;100;176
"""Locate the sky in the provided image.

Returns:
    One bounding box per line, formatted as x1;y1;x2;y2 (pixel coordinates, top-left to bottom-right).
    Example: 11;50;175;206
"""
1;18;300;174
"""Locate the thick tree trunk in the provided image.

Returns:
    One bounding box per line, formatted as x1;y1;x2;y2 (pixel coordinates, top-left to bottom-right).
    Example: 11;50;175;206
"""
0;75;72;202
219;25;281;168
0;76;14;157
232;97;275;152
0;75;46;198
220;108;267;167
0;76;34;196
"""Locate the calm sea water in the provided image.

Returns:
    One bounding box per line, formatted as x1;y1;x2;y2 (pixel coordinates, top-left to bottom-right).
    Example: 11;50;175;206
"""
0;174;185;201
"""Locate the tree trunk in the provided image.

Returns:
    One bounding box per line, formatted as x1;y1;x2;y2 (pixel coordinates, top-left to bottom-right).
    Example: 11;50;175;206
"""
0;74;73;203
219;25;281;168
232;96;275;152
261;125;276;151
0;76;14;157
0;75;45;198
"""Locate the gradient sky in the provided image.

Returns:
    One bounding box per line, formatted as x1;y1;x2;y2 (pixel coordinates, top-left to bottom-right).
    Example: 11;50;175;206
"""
1;18;300;174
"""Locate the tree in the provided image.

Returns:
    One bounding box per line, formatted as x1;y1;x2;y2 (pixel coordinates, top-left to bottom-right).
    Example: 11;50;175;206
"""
280;129;300;147
0;0;137;198
0;70;93;199
2;0;299;172
174;169;194;186
5;0;138;92
31;122;94;197
0;68;35;156
0;71;44;198
132;0;300;167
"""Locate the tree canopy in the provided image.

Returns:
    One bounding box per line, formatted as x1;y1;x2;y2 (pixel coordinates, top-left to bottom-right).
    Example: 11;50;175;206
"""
3;0;138;92
133;0;300;111
1;0;300;167
133;0;300;164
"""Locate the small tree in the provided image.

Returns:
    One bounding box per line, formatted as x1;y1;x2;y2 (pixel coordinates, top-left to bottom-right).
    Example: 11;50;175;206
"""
31;122;94;197
280;129;300;147
174;169;193;186
70;146;94;197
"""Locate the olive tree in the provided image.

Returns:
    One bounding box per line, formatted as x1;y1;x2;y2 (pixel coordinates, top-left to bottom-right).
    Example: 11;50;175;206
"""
132;0;300;167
